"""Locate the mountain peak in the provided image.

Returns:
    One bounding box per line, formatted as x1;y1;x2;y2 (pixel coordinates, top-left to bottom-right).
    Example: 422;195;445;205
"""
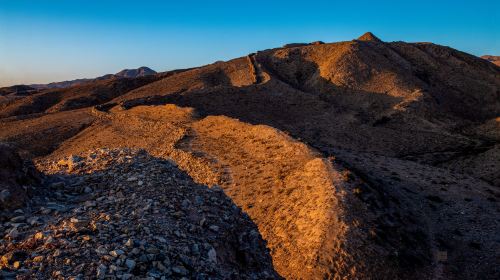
115;67;156;78
357;32;382;42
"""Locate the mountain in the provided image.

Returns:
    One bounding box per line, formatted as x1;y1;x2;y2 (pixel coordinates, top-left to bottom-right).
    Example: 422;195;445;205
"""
28;66;157;89
114;66;157;78
482;55;500;66
1;33;499;280
357;31;382;42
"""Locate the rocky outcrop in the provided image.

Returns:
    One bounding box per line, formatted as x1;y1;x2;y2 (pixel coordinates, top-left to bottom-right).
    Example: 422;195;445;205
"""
0;143;41;213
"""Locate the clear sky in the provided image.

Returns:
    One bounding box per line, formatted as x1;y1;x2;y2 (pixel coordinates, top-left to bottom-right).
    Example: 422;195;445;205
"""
1;0;499;86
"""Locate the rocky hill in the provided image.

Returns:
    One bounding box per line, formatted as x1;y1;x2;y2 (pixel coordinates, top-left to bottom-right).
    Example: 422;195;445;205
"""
0;33;499;279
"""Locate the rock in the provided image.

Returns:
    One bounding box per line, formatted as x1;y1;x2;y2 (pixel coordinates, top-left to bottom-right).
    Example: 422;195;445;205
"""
138;254;148;262
130;248;141;255
125;238;134;247
172;265;188;276
181;199;190;209
209;225;219;232
148;270;162;278
84;186;92;193
33;256;44;262
58;155;83;171
191;244;200;255
156;262;168;273
155;236;167;243
27;216;41;226
110;249;125;258
50;181;65;188
10;215;25;223
122;273;133;280
34;232;44;240
4;251;28;265
194;196;203;205
97;264;107;279
6;228;19;239
84;200;96;207
207;248;217;263
125;259;136;270
126;176;137;182
45;236;54;244
53;249;61;257
95;246;107;255
0;189;11;202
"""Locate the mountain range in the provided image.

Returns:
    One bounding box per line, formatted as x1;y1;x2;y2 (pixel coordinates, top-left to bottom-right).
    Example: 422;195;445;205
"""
0;32;499;280
28;66;157;90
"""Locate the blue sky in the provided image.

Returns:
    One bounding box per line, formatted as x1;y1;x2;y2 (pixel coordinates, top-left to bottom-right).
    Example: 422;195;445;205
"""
0;0;498;86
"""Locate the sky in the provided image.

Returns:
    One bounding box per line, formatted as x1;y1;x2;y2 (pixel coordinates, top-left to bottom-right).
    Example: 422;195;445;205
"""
0;0;499;87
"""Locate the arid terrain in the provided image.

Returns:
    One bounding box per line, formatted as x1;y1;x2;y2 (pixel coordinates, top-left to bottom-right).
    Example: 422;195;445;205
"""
1;33;499;279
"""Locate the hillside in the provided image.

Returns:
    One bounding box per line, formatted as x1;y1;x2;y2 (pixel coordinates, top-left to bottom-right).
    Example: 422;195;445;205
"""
1;33;499;279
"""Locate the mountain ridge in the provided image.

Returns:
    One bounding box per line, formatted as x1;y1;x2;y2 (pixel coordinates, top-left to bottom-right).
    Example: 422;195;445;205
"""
27;66;157;90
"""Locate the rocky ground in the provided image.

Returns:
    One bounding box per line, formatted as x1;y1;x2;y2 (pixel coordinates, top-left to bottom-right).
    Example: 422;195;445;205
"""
0;148;279;279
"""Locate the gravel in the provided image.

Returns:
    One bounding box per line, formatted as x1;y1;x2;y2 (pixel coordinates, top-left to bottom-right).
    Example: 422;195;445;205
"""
0;148;279;279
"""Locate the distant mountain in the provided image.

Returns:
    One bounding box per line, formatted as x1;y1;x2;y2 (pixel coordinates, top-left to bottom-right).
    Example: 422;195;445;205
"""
114;66;157;78
481;55;500;66
28;66;157;89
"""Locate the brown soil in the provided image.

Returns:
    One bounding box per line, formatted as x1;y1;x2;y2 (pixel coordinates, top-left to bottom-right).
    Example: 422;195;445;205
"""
1;33;499;279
